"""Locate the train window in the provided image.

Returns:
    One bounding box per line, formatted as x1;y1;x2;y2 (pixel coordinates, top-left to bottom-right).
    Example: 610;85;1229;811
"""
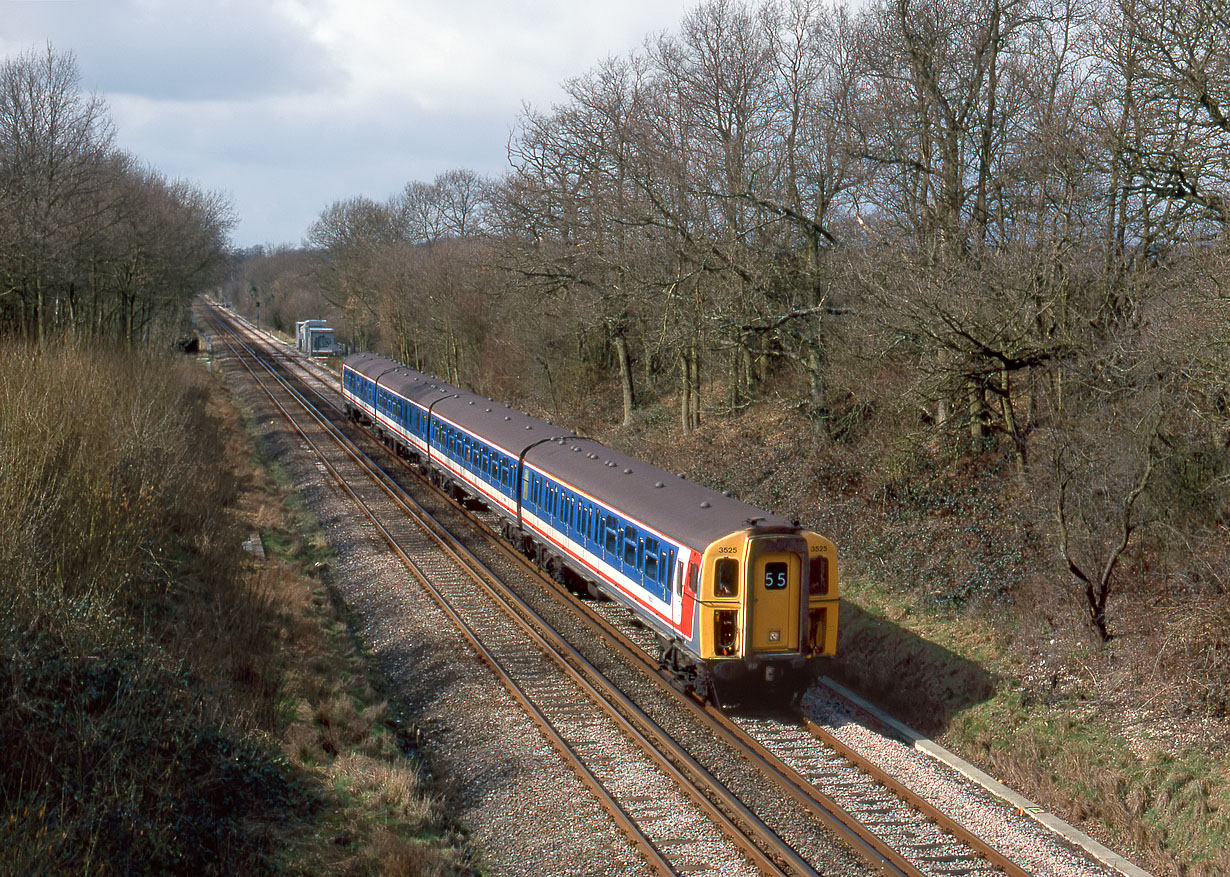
714;558;739;598
623;530;637;566
644;537;659;582
604;519;618;553
809;555;829;596
643;537;660;579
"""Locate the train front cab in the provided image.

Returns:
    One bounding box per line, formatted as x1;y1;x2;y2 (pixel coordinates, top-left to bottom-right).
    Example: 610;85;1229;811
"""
697;529;838;698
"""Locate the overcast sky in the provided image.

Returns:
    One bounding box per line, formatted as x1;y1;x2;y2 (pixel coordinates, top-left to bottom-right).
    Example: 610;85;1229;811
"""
2;0;695;248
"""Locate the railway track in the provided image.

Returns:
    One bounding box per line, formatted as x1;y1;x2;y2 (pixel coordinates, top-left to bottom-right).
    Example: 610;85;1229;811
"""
200;301;1123;877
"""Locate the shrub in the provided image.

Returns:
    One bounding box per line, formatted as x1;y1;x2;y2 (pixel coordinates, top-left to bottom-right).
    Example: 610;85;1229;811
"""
0;341;311;872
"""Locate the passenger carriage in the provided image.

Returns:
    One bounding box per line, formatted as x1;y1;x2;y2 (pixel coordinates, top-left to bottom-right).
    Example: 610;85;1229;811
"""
342;352;838;702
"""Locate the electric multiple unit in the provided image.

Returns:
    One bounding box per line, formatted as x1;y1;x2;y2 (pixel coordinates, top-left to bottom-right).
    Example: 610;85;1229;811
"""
341;352;838;702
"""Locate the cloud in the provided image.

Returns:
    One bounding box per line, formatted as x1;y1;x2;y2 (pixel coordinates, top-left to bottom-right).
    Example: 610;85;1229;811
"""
107;88;512;246
2;0;695;245
2;0;340;100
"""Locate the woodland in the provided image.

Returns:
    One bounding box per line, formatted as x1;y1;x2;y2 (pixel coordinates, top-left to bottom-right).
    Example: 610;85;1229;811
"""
0;48;232;344
238;0;1228;648
3;0;1229;870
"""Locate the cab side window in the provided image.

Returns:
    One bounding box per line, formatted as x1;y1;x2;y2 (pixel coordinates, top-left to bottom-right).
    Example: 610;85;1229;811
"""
809;554;829;596
714;558;739;597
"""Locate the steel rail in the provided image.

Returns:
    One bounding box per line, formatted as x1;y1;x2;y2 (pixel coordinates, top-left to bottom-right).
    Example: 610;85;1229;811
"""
205;311;675;874
220;311;813;877
207;307;810;876
803;720;1031;877
211;303;1032;877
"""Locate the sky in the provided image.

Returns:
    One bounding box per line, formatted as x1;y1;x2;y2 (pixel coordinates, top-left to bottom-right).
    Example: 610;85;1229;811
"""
1;0;695;248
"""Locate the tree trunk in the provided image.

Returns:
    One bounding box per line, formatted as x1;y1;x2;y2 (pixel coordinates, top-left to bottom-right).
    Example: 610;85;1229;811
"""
969;382;988;440
1000;369;1025;473
680;352;691;434
615;331;634;426
680;339;701;434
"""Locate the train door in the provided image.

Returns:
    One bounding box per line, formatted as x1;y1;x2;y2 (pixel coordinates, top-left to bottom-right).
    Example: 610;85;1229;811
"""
747;548;801;652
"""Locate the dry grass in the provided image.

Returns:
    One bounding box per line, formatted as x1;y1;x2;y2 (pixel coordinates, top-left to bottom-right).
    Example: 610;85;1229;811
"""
836;577;1230;876
0;340;471;874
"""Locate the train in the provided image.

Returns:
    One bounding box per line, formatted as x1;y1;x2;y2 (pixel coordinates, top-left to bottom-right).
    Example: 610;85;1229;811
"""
340;352;838;704
295;320;345;357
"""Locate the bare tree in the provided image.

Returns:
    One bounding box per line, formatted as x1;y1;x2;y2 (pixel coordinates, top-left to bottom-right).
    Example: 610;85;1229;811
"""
0;46;114;338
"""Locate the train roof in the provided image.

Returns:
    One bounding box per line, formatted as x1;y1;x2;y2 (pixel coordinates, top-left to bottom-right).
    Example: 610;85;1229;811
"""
343;353;797;549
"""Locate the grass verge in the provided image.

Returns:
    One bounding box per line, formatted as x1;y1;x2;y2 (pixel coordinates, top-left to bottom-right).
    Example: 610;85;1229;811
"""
0;341;472;874
833;576;1229;877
